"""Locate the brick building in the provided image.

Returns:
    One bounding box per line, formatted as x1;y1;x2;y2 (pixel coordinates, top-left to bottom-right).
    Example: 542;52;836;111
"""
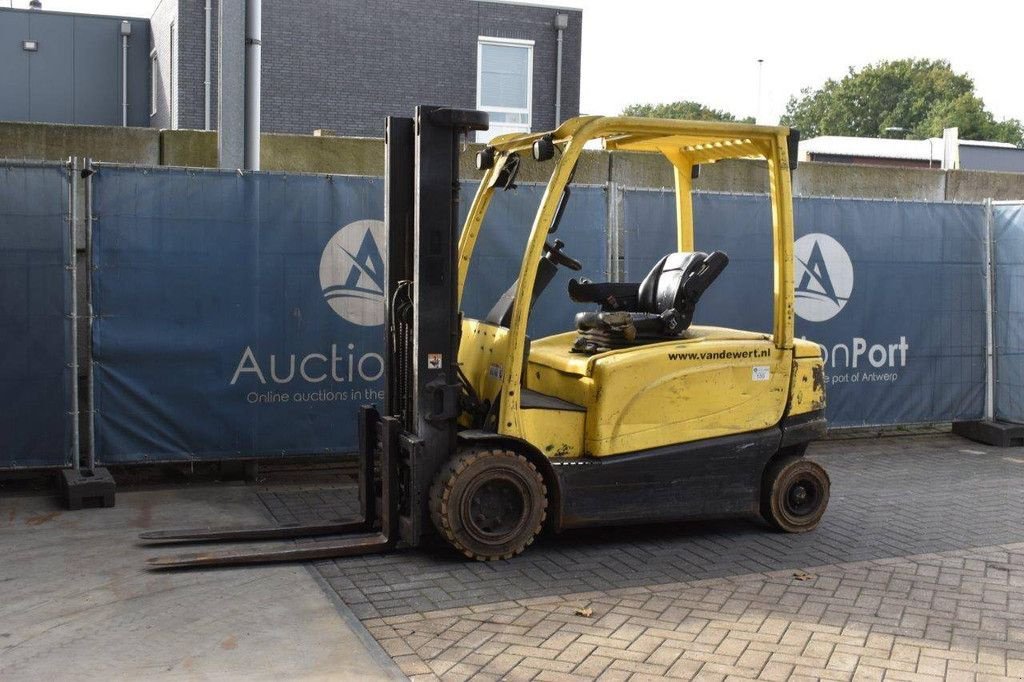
149;0;582;140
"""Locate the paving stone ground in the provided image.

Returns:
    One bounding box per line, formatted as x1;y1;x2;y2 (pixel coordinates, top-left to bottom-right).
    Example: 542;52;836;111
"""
260;434;1024;680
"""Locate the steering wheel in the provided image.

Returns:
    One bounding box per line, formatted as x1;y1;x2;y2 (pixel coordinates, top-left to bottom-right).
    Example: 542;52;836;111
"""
543;239;582;271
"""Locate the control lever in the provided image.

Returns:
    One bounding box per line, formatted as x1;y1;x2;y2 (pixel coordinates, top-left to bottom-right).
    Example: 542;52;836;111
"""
543;239;582;271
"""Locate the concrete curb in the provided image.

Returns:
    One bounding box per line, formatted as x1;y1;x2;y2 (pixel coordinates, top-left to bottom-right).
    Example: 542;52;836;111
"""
251;487;406;680
304;565;409;681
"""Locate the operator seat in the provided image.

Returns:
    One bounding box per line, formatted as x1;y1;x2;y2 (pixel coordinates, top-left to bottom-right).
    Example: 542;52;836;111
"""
569;251;729;354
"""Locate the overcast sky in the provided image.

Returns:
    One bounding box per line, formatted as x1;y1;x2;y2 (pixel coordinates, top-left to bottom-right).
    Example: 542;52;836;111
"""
10;0;1022;125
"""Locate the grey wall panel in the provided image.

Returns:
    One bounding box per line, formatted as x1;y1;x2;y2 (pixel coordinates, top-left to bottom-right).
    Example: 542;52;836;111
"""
960;146;1024;173
71;15;151;127
27;13;75;123
72;15;120;125
0;12;32;122
0;8;150;127
126;19;152;127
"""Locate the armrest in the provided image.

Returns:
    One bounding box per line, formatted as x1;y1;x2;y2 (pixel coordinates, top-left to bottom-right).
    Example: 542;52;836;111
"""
567;279;641;311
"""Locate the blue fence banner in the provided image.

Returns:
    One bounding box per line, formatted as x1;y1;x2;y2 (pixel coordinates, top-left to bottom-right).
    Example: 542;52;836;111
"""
91;171;606;462
0;163;73;469
623;190;987;427
91;168;387;463
994;202;1024;424
91;164;1000;461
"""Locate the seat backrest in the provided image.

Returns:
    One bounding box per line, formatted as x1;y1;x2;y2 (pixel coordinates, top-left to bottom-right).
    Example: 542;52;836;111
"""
637;251;729;316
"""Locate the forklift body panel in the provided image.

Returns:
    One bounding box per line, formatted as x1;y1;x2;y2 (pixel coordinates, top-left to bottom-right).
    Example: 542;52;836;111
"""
456;117;804;458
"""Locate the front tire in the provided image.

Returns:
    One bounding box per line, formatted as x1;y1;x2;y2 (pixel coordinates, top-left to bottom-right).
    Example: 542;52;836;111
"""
429;447;547;561
761;455;830;533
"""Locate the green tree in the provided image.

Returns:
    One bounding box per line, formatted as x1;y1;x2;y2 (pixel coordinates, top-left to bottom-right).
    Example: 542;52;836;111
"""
916;93;1024;144
622;100;754;123
781;59;1023;146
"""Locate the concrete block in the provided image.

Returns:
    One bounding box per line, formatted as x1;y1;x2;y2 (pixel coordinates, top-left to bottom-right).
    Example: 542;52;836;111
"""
262;133;383;176
0;121;160;165
794;162;945;201
59;467;116;510
6;120;1024;203
946;169;1024;202
952;420;1024;447
610;154;770;194
698;159;770;194
161;128;217;167
610;151;674;189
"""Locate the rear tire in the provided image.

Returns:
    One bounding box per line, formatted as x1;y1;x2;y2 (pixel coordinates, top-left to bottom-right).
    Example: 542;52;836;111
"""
761;454;830;533
429;447;547;561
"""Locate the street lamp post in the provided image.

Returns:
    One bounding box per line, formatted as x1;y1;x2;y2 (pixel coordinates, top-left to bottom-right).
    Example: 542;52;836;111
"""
756;59;764;124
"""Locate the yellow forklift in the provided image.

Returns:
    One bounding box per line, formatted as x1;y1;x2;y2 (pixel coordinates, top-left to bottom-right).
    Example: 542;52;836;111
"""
144;107;829;568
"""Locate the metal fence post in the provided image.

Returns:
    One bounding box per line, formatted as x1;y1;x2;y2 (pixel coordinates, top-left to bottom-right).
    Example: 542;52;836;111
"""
84;158;97;470
67;157;81;470
983;198;996;421
606;181;623;282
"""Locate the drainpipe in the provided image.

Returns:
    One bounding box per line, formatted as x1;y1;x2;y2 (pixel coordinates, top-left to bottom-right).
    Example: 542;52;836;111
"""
554;13;568;126
120;20;131;126
204;0;212;130
244;0;261;170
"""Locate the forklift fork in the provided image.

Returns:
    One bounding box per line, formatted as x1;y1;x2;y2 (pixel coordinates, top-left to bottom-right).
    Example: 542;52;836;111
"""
141;407;398;570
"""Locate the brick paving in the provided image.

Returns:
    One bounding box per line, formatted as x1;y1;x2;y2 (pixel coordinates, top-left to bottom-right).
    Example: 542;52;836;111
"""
364;542;1024;681
260;434;1024;680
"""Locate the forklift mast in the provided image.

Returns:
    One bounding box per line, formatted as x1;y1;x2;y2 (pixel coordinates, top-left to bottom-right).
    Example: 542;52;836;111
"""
382;107;488;546
140;107;488;569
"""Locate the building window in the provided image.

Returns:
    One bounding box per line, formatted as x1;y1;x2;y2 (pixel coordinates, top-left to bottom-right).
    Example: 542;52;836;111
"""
476;36;533;142
150;50;158;117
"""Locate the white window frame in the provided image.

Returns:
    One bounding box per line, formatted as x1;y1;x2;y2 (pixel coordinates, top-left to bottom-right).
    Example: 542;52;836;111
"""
169;20;176;128
150;49;158;117
476;36;534;134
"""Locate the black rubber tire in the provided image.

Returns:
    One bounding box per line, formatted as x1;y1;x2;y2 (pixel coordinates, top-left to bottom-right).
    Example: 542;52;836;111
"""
761;455;830;533
429;447;547;561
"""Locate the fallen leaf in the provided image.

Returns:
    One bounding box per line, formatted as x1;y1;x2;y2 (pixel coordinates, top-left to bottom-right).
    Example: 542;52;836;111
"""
574;605;593;617
793;571;814;582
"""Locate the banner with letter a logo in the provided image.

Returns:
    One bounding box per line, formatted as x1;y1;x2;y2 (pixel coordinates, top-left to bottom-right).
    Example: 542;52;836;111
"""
320;219;386;327
794;233;853;323
621;190;987;428
91;168;386;462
